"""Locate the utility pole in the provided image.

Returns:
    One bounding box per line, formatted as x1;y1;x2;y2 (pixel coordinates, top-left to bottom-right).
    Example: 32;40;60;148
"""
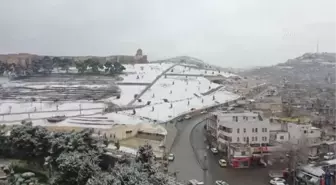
203;154;208;185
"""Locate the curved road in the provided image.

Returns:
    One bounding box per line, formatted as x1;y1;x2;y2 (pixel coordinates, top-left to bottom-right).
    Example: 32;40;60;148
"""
190;121;271;185
168;114;207;183
169;114;282;185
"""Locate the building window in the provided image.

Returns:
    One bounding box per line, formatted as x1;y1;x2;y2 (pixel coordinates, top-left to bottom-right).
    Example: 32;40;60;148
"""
237;128;240;133
237;137;240;142
252;128;255;133
280;136;284;140
243;137;246;142
252;137;254;141
255;137;258;141
262;128;268;132
219;126;232;133
262;137;267;141
241;151;246;155
304;130;307;134
255;128;258;133
243;128;246;133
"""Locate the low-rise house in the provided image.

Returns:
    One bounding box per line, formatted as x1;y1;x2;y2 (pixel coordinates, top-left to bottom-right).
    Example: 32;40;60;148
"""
254;96;283;113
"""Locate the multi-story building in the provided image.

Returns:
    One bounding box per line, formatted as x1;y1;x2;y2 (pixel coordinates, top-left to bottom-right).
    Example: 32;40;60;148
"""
207;111;271;168
269;118;322;155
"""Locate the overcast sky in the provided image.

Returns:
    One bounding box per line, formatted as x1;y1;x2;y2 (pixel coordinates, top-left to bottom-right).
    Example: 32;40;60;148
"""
0;0;335;67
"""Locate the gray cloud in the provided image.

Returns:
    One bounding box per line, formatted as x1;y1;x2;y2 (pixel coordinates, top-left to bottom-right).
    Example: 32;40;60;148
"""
0;0;335;67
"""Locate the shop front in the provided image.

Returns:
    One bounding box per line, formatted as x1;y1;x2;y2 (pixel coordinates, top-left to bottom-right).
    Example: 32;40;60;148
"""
231;157;251;168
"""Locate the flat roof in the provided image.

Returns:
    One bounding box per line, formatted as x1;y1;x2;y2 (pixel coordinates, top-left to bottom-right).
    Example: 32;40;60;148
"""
300;159;336;176
212;111;259;117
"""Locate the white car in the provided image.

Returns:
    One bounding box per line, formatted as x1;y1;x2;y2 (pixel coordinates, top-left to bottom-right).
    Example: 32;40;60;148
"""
200;110;207;114
167;153;175;161
218;159;227;167
324;152;334;160
215;180;229;185
211;148;219;154
184;115;192;120
270;178;286;185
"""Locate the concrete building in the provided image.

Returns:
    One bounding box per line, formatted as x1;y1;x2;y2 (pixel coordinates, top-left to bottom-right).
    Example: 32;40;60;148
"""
207;111;272;168
208;112;271;148
287;123;321;145
254;96;283;113
269;119;322;156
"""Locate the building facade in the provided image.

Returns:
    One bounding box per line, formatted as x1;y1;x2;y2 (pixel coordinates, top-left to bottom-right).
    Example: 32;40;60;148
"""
207;111;272;168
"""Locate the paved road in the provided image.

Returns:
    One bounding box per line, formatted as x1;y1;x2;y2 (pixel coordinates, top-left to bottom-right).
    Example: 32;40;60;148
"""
190;121;272;185
168;114;208;183
169;113;286;185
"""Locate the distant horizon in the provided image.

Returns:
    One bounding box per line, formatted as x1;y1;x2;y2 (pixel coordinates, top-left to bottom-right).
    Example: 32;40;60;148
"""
0;51;334;69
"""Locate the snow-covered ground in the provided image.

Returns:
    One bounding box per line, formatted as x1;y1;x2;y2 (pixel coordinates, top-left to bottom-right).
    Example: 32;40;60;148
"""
167;65;237;77
0;62;240;126
105;85;146;105
120;63;174;83
124;87;238;122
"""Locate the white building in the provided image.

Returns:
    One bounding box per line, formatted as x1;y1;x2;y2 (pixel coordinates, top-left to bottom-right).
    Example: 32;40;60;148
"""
287;123;321;145
208;111;271;151
269;120;322;155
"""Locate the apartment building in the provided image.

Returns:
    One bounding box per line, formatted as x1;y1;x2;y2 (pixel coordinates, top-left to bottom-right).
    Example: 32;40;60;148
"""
207;111;271;168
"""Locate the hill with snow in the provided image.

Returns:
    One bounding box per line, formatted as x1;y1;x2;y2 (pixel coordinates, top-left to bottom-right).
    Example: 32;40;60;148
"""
0;58;240;126
242;52;336;84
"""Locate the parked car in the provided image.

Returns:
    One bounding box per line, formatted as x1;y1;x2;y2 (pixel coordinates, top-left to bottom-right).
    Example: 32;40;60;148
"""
184;115;192;120
210;148;219;154
215;180;229;185
168;153;175;161
324;152;335;160
177;117;184;122
201;110;207;114
308;154;319;162
218;159;227;167
270;177;286;185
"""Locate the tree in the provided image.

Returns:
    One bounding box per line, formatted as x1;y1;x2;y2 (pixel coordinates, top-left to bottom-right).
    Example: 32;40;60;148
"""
9;124;50;162
75;62;87;74
114;140;120;150
50;151;101;185
136;144;154;165
0;60;9;75
0;125;10;157
2;124;179;185
60;58;72;73
272;138;310;184
85;59;100;74
104;61;113;73
52;57;62;72
113;62;126;74
31;59;42;73
104;61;125;75
48;128;106;162
41;56;53;74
